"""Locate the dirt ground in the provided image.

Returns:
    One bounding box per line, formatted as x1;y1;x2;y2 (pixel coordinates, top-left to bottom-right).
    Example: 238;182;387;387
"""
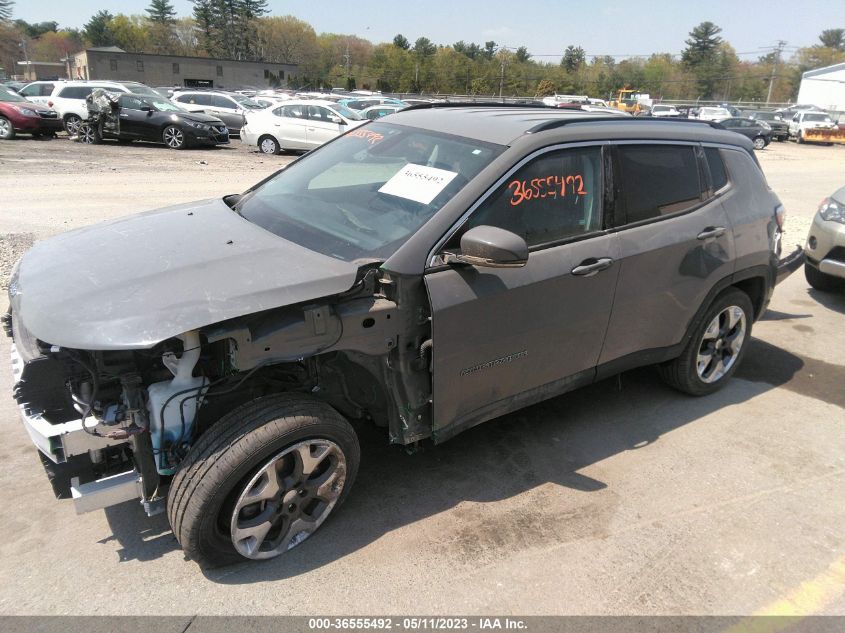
0;135;844;616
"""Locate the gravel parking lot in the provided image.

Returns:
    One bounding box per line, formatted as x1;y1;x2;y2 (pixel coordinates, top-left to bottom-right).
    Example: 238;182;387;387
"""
0;136;844;616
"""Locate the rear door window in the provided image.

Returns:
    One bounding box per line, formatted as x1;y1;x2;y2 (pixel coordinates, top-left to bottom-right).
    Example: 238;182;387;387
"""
616;144;702;224
212;95;237;109
58;86;95;99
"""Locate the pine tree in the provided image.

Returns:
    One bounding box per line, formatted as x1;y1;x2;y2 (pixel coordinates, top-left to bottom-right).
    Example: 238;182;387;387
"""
147;0;176;24
83;10;115;47
0;0;15;22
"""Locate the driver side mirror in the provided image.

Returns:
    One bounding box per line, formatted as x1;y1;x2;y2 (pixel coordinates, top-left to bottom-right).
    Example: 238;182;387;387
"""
446;226;529;268
329;115;345;125
140;104;152;112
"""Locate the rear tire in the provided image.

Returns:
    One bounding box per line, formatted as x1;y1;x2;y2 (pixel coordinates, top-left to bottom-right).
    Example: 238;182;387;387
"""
64;114;82;135
0;116;15;140
805;263;843;292
167;393;360;568
659;289;753;396
258;135;281;155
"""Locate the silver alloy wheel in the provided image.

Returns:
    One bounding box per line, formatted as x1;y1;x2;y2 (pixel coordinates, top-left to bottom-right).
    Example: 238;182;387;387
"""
0;117;11;139
752;136;766;150
78;124;96;144
230;439;347;560
260;137;278;154
696;305;747;383
164;126;184;148
65;115;81;135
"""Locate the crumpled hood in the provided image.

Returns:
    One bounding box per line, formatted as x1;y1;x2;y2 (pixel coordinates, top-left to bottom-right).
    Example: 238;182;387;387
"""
14;198;359;350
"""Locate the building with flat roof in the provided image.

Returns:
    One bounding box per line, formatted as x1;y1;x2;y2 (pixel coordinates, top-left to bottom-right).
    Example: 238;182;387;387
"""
72;48;297;91
797;62;845;112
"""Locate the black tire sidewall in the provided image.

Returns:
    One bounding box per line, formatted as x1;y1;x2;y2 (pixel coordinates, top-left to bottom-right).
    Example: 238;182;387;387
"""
675;289;754;396
259;135;279;154
169;395;360;567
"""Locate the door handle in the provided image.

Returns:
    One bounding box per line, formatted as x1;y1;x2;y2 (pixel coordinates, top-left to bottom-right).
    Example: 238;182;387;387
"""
307;127;315;131
697;226;727;240
571;257;614;276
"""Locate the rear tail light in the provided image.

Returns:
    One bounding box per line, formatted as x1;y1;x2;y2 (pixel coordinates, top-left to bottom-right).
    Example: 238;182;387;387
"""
775;204;785;230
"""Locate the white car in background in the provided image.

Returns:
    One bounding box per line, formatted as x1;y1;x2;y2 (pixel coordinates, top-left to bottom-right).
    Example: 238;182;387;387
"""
651;104;681;117
696;107;732;121
240;99;366;154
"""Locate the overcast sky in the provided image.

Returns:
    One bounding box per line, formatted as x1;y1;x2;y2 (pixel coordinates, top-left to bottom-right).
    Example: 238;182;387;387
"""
14;0;845;61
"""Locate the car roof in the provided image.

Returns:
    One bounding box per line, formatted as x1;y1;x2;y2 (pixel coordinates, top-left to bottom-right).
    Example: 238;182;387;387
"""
385;105;752;147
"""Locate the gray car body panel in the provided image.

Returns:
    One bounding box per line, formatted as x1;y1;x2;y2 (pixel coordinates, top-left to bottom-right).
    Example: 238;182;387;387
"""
14;198;359;350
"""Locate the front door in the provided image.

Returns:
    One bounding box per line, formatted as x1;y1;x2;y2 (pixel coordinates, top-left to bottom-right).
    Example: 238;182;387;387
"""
117;95;149;139
304;105;344;148
425;144;619;437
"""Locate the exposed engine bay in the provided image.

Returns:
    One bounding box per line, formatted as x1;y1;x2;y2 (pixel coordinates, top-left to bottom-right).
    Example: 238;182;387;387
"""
6;265;433;515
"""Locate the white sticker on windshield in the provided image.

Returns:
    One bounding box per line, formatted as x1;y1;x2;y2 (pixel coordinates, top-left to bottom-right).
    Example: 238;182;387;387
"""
378;163;458;205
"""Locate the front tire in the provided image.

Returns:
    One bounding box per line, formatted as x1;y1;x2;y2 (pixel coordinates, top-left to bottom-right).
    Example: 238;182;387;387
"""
752;136;766;150
77;122;102;144
258;135;281;155
659;289;753;396
0;116;15;140
805;263;843;292
163;125;187;149
167;394;360;568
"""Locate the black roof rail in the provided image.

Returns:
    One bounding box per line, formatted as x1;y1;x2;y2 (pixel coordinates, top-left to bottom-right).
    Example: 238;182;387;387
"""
527;116;727;134
400;101;553;112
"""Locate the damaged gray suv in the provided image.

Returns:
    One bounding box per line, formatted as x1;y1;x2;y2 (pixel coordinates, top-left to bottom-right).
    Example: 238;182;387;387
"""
6;105;804;567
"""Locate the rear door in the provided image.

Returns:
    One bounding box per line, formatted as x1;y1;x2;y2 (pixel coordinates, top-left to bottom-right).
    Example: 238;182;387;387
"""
425;143;620;437
211;95;245;131
598;142;734;366
270;104;308;149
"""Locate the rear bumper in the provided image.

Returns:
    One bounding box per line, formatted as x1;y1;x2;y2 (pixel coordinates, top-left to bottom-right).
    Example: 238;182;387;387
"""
776;245;805;284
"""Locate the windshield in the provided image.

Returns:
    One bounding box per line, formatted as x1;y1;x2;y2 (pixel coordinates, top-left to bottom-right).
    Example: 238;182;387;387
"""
236;122;504;262
231;94;264;110
753;112;773;120
151;99;186;112
0;86;27;103
805;113;830;122
332;104;363;121
123;83;160;97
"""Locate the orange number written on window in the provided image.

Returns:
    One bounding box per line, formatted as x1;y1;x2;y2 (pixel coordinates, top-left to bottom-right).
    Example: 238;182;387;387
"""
507;174;586;207
346;129;384;145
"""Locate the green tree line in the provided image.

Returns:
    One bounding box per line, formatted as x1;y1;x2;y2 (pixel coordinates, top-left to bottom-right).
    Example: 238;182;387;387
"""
2;0;844;102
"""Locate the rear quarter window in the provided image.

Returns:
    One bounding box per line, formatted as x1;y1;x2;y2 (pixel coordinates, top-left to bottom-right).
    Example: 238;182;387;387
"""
704;147;729;191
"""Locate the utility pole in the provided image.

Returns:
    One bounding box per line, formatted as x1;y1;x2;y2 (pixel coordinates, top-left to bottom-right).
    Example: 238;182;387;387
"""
766;40;787;106
343;41;351;86
499;57;505;101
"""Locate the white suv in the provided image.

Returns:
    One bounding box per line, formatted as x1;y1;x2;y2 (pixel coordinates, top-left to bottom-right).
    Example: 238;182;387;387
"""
20;80;160;134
